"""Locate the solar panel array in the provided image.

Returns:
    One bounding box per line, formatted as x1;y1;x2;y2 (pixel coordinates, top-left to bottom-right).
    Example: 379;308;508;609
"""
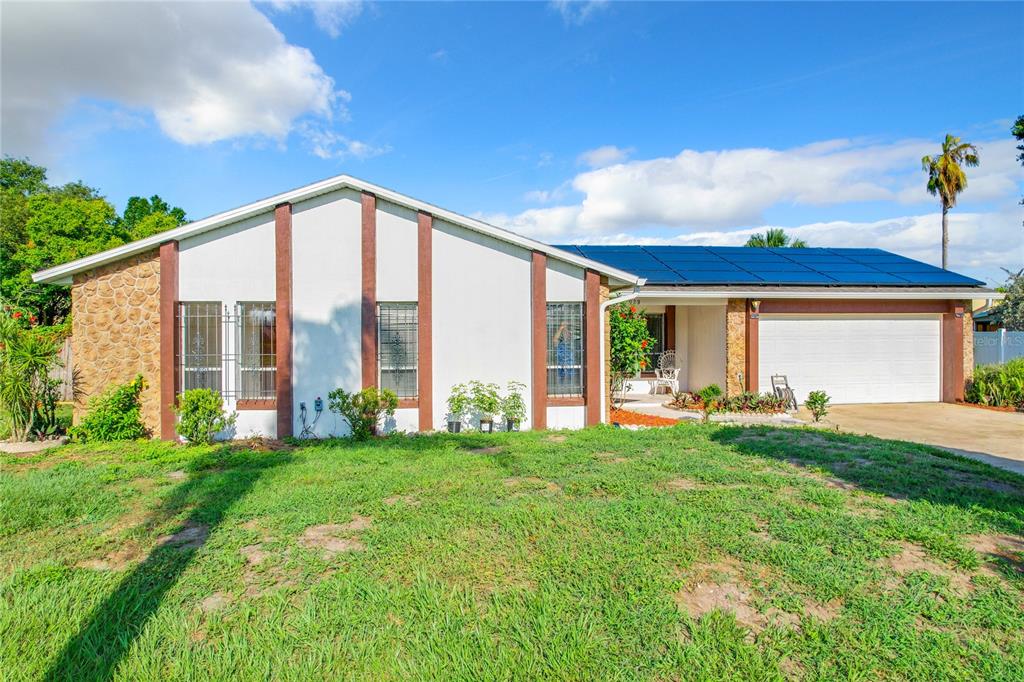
552;246;985;287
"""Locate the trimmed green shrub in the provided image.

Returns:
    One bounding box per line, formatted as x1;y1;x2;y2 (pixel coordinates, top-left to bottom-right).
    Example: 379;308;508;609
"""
469;380;501;423
173;388;236;445
805;390;831;422
500;381;528;428
965;358;1024;409
70;375;148;442
696;384;724;423
327;386;399;440
446;383;471;425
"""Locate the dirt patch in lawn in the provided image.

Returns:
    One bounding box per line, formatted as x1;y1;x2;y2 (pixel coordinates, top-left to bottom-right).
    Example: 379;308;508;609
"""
674;557;839;637
883;542;979;593
199;591;234;613
966;534;1024;575
544;434;568;443
663;477;745;493
299;515;373;557
167;470;188;481
503;476;562;494
465;446;504;455
383;494;421;507
77;543;146;571
594;452;629;464
157;521;209;550
948;471;1022;496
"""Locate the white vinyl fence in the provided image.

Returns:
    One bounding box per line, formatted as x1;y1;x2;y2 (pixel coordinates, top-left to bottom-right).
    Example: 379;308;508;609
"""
974;330;1024;366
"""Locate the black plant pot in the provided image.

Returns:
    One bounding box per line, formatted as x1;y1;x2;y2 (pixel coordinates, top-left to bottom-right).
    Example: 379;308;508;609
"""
505;419;520;432
480;418;494;433
447;421;461;434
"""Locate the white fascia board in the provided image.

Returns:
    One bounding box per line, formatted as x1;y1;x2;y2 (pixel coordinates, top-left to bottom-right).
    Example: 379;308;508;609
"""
32;174;644;288
635;289;1002;300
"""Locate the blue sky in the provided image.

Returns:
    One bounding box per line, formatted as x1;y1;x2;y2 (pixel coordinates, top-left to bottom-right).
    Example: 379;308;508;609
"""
3;1;1022;284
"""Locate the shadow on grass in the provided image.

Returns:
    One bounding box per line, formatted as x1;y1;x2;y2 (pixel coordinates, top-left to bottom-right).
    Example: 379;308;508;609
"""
45;448;291;681
712;425;1024;536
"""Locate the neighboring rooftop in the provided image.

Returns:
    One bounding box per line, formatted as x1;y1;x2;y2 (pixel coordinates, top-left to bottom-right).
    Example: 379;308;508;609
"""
553;245;986;287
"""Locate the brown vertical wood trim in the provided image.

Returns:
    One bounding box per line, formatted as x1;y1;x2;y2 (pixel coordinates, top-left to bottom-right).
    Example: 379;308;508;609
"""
745;300;759;393
159;241;179;440
275;203;293;438
942;301;965;402
665;305;676;351
531;251;547;430
361;192;377;389
417;212;433;431
584;269;601;426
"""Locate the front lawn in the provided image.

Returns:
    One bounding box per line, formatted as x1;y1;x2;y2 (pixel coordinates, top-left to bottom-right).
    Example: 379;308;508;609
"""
2;425;1022;680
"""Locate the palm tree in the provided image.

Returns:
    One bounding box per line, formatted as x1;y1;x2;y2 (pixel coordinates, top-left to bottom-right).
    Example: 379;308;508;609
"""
744;228;807;248
922;134;979;270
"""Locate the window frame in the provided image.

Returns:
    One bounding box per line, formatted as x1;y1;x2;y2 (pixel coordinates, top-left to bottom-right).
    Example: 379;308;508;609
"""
236;301;277;405
546;301;584;400
178;301;224;396
377;302;419;402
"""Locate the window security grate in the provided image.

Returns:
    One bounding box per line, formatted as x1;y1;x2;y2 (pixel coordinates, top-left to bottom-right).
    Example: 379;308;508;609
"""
378;303;418;398
546;302;584;397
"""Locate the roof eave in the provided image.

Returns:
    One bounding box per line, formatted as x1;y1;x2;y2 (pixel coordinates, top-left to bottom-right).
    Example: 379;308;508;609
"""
31;174;643;287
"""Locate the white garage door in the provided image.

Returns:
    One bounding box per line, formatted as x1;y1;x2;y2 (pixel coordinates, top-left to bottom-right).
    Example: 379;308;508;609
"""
758;315;941;404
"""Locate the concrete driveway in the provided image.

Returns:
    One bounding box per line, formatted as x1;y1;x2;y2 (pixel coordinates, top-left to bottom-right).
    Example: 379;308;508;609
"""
798;403;1024;475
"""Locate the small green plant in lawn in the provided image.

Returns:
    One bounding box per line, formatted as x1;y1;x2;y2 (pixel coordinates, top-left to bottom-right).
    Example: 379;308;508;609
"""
446;383;471;431
805;390;831;422
468;380;501;430
327;386;398;440
965;358;1024;409
500;380;527;430
173;389;237;445
696;384;723;423
70;375;149;442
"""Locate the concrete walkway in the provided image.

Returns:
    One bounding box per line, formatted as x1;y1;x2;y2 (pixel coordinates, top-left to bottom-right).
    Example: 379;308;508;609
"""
796;403;1024;476
618;394;805;426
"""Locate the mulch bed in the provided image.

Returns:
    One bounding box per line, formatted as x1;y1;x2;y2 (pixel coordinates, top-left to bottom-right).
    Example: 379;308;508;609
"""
610;408;680;427
956;401;1020;414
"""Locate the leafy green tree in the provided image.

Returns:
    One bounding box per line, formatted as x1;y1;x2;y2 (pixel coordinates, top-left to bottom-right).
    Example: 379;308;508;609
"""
0;157;188;324
999;268;1024;331
121;195;187;240
608;302;657;406
921;134;979;270
744;228;807;248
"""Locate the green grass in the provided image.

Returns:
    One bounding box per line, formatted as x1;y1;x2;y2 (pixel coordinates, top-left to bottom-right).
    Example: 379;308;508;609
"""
1;425;1022;681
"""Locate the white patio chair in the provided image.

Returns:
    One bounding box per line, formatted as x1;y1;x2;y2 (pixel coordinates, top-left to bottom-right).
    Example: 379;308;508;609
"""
651;351;680;395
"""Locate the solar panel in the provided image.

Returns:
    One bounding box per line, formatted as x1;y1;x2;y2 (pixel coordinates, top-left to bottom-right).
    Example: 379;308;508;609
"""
553;245;985;287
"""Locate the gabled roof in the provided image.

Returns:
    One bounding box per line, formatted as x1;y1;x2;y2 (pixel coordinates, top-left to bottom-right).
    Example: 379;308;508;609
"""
554;245;986;288
32;175;644;287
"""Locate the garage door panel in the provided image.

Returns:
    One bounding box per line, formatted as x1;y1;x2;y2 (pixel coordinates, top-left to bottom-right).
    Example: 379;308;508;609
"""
758;316;940;404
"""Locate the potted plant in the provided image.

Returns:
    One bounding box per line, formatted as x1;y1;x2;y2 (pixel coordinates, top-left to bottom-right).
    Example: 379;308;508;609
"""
500;381;527;431
446;383;470;433
469;380;501;433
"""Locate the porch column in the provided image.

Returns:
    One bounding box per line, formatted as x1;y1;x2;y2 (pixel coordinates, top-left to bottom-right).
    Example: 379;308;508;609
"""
665;306;676;353
531;251;547;430
725;298;746;397
584;270;601;426
417;211;433;431
159;240;179;440
941;301;965;402
361;192;377;389
275;203;293;438
745;299;759;393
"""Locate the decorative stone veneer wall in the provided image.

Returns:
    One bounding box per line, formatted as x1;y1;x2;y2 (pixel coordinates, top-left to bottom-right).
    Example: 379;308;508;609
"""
71;250;162;433
725;299;746;397
962;301;974;382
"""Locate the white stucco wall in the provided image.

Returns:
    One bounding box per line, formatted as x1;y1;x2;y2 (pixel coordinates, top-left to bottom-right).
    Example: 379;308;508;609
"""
547;405;585;429
376;199;418;302
431;218;534;430
687;304;727;391
546;259;585;302
291;188;363;438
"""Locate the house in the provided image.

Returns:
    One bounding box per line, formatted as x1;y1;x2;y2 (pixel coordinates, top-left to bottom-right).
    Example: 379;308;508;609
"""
32;174;994;439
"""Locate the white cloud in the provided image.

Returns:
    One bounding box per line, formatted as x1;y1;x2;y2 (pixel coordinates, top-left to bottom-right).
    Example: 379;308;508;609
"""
301;124;390;160
550;0;609;25
269;0;366;38
577;145;634;168
490;137;1023;236
0;1;360;160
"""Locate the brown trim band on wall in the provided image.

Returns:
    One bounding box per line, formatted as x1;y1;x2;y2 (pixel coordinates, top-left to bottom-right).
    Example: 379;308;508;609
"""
417;211;433;431
758;299;948;315
745;300;759;393
158;240;179;440
548;396;585;407
531;251;547;430
237;399;277;410
275;203;293;438
361;192;377;389
584;269;601;426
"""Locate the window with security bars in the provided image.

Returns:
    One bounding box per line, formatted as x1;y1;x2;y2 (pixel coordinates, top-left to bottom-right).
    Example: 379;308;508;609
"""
546;302;584;397
378;303;418;398
238;302;276;400
178;301;277;400
644;313;665;372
